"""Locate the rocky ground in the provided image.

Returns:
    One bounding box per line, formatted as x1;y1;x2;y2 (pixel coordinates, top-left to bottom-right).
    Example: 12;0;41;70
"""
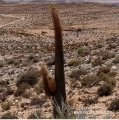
0;2;119;119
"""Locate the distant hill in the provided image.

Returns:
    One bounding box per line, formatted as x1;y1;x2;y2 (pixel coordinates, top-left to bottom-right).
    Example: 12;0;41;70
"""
28;0;80;3
0;0;6;3
1;0;119;4
2;0;82;3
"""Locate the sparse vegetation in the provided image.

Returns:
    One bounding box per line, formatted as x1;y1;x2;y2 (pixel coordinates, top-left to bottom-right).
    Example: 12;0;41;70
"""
30;97;44;106
28;54;39;63
97;83;113;96
34;81;43;95
77;47;90;57
28;54;35;60
15;83;30;96
92;58;104;67
69;68;88;79
108;71;117;77
6;58;15;65
82;97;98;106
21;91;31;98
113;56;119;64
108;99;119;112
5;87;14;95
102;51;115;60
97;66;111;76
52;100;76;119
1;112;18;119
16;69;39;88
0;60;4;68
0;80;9;87
1;101;11;111
68;59;80;67
27;110;41;119
0;2;119;119
81;75;100;87
98;73;116;86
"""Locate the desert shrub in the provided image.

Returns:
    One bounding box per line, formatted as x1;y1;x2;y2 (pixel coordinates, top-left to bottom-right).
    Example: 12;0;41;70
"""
106;78;116;87
28;54;39;63
34;86;43;95
97;66;111;76
82;97;98;106
27;110;41;119
99;73;116;87
13;60;20;66
97;83;113;96
1;112;18;119
77;47;90;57
1;101;11;111
34;81;43;95
0;29;6;35
96;43;103;48
28;54;35;60
68;59;80;67
20;102;29;108
47;58;55;66
108;71;117;77
98;73;109;81
92;58;104;67
108;99;119;112
21;91;31;99
14;83;30;96
113;56;119;64
107;43;117;49
0;60;4;68
77;47;84;55
5;87;14;95
33;58;39;63
102;51;115;60
0;93;6;102
14;89;24;97
30;98;44;106
6;58;15;65
52;100;76;119
81;75;100;87
70;80;80;89
16;69;39;88
69;68;88;79
0;80;9;87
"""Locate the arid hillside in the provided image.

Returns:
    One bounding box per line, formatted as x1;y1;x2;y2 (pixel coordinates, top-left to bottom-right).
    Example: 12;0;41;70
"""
0;3;119;119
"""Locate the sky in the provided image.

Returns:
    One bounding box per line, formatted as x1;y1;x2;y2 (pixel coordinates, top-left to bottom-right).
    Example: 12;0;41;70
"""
3;0;119;3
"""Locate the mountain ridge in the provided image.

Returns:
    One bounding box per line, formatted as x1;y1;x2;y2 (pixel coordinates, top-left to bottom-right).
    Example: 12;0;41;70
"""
1;0;119;4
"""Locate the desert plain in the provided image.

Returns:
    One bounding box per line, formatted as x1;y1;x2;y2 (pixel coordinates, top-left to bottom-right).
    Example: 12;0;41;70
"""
0;2;119;119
